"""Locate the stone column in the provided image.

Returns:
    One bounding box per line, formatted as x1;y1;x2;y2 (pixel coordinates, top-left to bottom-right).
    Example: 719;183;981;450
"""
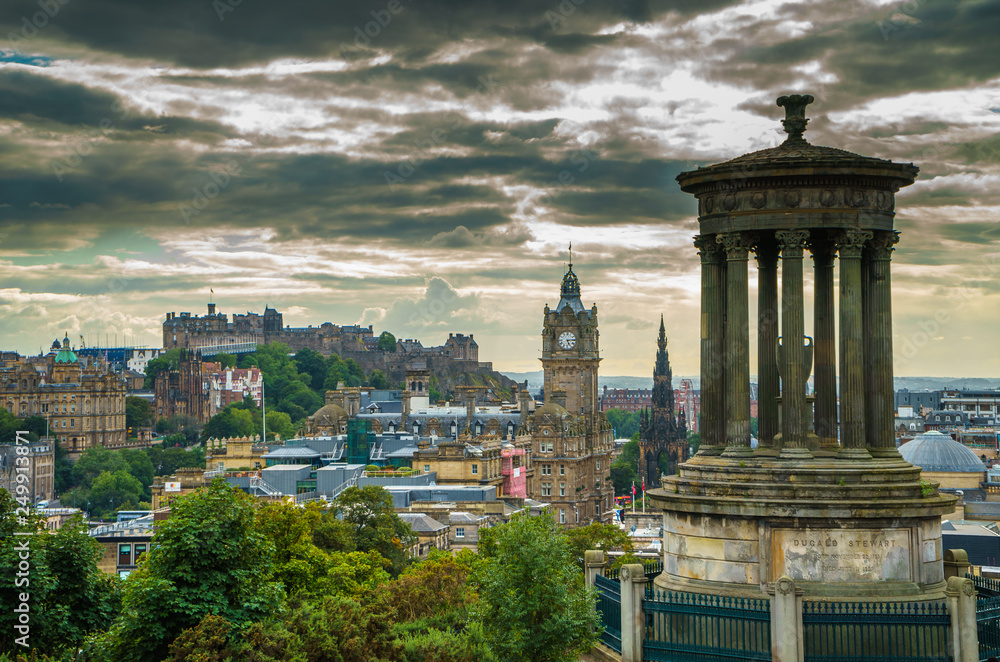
836;230;873;460
584;549;606;587
718;232;753;458
810;234;838;451
777;230;812;460
946;575;979;662
695;235;726;456
619;563;649;662
866;231;902;458
755;233;780;451
768;576;804;662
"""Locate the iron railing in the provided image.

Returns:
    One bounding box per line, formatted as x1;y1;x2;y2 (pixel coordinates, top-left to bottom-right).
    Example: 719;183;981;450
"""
802;600;950;662
595;573;622;653
968;573;1000;661
643;589;771;662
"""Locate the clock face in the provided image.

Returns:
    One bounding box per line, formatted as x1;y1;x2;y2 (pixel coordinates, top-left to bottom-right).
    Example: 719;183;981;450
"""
558;331;576;349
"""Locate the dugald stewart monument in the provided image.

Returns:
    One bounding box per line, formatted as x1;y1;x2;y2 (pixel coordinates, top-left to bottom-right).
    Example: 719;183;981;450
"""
649;94;957;601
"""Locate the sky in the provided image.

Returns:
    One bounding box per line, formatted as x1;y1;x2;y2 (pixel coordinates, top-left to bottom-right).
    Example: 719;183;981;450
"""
0;0;998;377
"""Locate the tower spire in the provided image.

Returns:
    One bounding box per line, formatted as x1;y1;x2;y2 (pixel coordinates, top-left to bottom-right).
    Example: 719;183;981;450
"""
658;314;667;349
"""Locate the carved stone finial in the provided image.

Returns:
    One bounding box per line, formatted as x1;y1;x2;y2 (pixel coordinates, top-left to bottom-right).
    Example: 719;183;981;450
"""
776;94;815;143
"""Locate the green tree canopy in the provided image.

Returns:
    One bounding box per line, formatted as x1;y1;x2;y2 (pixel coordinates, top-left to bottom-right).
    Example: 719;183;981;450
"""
89;469;144;517
377;331;397;352
605;408;640;439
367;369;390;390
201;405;256;442
332;486;415;577
103;479;282;661
0;494;121;657
214;352;237;369
475;513;599;662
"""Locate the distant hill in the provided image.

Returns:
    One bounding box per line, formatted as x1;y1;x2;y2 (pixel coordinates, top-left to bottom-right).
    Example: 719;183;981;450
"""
500;371;700;393
500;372;1000;395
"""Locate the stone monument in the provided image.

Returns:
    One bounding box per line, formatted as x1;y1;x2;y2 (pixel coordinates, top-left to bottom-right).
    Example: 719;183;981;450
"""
648;94;956;600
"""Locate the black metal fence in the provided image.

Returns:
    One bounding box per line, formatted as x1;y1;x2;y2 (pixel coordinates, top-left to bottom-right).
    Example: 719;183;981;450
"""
802;600;951;662
595;573;622;653
642;589;772;662
968;573;1000;662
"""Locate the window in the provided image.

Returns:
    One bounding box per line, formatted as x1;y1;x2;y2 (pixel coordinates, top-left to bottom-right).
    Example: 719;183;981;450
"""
542;482;551;496
559;483;566;497
134;544;147;562
70;419;74;427
596;459;600;470
471;464;478;475
935;415;941;421
560;464;565;476
547;442;553;453
560;509;566;524
541;465;550;476
455;527;465;538
424;465;430;473
118;544;132;567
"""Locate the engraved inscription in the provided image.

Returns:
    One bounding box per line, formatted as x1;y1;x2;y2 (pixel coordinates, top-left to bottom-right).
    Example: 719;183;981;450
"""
771;529;911;583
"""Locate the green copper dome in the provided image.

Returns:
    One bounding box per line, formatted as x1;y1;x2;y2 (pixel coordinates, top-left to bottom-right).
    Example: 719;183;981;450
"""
54;334;77;364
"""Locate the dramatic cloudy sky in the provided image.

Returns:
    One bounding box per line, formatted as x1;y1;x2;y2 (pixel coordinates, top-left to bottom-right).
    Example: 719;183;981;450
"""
0;0;998;377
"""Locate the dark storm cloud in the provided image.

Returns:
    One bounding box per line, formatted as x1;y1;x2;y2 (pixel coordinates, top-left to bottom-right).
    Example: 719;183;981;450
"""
696;0;1000;112
0;69;237;140
0;0;725;69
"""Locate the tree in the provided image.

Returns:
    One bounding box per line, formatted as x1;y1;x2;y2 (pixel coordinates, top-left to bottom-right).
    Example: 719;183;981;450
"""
215;352;237;369
605;408;640;439
125;396;154;433
103;479;282;661
89;469;144;517
264;410;298;442
474;513;599;662
146;445;206;477
293;348;327;391
564;522;635;567
610;435;640;496
201;406;255;442
377;331;397;352
72;445;130;490
367;369;389;390
333;486;415;576
1;494;121;657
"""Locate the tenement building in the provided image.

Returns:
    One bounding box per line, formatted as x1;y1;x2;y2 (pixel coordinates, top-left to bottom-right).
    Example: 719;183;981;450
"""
0;336;127;456
650;94;955;601
523;263;614;526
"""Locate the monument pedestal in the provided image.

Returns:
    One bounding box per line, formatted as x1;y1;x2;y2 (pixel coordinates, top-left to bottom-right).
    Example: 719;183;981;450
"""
649;453;957;600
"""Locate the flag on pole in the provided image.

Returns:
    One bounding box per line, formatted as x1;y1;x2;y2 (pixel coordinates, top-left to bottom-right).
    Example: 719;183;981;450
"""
631;482;636;514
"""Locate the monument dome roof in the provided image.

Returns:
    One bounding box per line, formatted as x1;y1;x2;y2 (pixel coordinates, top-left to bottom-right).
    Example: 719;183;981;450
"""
534;402;570;419
899;431;986;473
312;403;349;421
676;94;918;191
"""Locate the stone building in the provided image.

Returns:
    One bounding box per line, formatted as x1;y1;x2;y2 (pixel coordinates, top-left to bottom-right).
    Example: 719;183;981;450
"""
599;387;651;413
0;337;127;456
0;436;54;504
523;262;614;526
153;350;209;423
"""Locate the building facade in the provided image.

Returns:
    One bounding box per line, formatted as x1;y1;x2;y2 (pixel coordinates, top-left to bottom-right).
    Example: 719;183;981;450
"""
524;263;614;526
0;437;54;504
0;337;127;455
599;387;651;412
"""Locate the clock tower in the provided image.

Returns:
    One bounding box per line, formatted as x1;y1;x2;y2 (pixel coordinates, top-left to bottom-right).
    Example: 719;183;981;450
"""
540;262;601;430
527;261;614;526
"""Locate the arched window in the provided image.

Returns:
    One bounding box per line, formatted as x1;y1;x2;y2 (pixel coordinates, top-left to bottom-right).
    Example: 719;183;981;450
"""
475;421;483;435
450;421;457;436
935;415;940;421
507;421;515;438
388;422;395;433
